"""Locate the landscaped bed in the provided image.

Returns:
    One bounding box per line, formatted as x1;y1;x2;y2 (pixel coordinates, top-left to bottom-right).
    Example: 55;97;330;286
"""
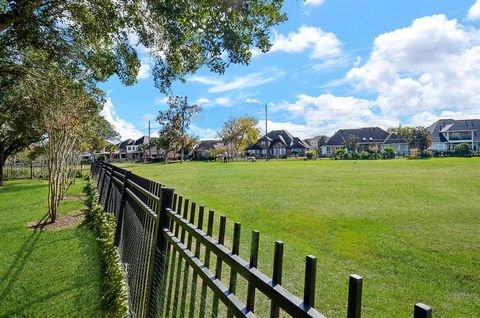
117;158;480;317
0;179;103;317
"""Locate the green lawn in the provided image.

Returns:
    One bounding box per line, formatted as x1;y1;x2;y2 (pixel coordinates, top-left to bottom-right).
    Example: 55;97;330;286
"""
0;179;102;317
118;158;480;317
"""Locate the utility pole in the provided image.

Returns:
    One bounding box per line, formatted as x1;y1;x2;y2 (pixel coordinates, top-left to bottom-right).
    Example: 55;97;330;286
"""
265;103;269;161
148;120;151;159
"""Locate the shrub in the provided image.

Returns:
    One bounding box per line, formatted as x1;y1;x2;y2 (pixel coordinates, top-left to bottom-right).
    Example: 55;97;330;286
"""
359;151;371;160
419;151;432;158
454;143;471;157
306;149;317;160
334;148;351;160
83;177;129;318
382;147;395;159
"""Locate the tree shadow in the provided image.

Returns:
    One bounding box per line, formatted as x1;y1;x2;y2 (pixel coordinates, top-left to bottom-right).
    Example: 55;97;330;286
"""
0;215;47;303
0;182;46;195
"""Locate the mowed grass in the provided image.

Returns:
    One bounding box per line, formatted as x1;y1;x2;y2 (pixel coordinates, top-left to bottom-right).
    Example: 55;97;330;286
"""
0;179;102;317
118;158;480;317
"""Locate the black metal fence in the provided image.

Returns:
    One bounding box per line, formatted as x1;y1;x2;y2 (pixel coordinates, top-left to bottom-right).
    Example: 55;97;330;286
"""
91;161;433;318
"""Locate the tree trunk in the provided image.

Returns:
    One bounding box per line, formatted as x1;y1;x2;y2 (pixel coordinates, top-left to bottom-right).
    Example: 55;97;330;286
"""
164;151;168;165
181;147;184;163
0;153;4;186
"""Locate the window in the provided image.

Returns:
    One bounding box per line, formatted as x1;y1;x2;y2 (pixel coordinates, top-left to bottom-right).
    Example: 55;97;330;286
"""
127;146;131;151
449;131;472;141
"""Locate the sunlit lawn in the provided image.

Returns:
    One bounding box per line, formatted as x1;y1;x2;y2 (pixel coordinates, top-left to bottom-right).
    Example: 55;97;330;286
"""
0;179;102;317
118;158;480;317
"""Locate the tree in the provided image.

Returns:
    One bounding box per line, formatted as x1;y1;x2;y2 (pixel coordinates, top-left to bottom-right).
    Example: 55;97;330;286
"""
156;124;179;165
317;135;329;147
1;0;286;93
388;126;414;143
218;117;260;158
344;134;359;153
411;127;432;153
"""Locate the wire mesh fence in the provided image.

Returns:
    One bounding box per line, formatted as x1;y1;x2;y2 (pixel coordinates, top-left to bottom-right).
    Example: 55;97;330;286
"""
91;161;433;318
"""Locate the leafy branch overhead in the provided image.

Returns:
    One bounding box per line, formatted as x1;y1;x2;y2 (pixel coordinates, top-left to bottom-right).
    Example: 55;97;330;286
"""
1;0;287;92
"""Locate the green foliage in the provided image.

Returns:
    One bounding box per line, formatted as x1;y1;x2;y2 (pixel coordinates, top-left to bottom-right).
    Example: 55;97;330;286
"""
334;148;351;160
218;117;260;157
454;143;471;156
344;134;359;152
411;126;432;152
359;151;371;160
306;149;317;160
83;177;129;318
382;147;396;159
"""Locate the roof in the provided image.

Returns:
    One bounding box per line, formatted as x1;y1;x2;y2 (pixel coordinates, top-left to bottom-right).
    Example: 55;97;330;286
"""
195;140;223;151
246;130;310;150
324;127;408;146
428;119;480;143
134;136;150;145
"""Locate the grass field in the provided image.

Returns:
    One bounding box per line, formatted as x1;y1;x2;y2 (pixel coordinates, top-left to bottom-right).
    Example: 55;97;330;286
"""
118;158;480;317
0;179;102;317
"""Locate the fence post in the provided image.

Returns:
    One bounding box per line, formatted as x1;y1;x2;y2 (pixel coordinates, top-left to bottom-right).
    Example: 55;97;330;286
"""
114;170;131;247
103;165;115;212
347;274;363;318
30;162;33;180
414;303;432;318
146;186;174;318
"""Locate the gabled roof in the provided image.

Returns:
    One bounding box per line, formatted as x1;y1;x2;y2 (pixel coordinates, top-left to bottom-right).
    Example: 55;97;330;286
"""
428;119;480;142
247;130;310;150
324;127;388;146
117;139;135;149
383;132;408;144
134;136;150;145
195;140;223;151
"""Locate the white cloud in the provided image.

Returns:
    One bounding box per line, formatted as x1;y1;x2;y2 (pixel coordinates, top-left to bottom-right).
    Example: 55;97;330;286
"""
190;69;284;93
467;0;480;21
142;113;156;121
347;14;480;118
100;98;143;140
196;98;210;105
189;125;218;140
215;97;232;107
137;62;151;80
304;0;325;6
154;97;168;105
312;57;350;71
269;26;341;59
258;120;313;139
246;98;262;104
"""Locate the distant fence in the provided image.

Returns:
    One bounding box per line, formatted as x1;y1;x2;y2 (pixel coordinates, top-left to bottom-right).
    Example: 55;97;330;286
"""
3;162;89;181
91;161;433;318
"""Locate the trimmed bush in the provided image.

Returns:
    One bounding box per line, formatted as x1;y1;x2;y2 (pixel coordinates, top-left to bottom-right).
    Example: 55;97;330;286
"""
359;151;371;160
454;143;471;157
382;147;395;159
306;149;317;160
83;177;129;318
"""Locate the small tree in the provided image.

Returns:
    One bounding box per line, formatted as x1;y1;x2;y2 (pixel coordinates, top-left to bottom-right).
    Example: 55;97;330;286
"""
411;126;432;153
157;96;202;163
344;134;359;153
157;124;179;165
382;147;395;159
218;117;260;159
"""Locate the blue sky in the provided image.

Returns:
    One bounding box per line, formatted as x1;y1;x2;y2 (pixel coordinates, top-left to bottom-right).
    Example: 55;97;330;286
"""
100;0;480;140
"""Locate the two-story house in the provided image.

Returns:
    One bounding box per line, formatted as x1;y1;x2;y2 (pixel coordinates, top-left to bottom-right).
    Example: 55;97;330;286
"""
246;130;311;158
427;119;479;151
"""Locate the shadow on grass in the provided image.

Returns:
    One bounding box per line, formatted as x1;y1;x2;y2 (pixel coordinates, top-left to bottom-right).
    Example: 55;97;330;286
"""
0;182;46;195
0;214;48;303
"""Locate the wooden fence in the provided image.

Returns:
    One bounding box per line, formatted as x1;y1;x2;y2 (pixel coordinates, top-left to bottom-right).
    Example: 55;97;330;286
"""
91;161;433;318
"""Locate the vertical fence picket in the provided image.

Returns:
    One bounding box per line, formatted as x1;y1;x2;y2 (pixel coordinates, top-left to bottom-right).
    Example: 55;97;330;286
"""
347;275;363;318
114;170;130;247
211;215;227;318
104;165;115;212
189;206;204;318
180;202;196;317
247;230;260;313
414;303;432;318
270;240;284;318
199;210;215;318
227;222;242;318
303;255;317;310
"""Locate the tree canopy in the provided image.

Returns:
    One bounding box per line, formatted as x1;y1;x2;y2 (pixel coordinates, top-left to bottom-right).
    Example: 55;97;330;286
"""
218;116;260;157
1;0;287;92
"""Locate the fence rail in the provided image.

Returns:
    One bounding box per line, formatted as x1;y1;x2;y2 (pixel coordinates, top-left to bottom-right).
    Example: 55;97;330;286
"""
3;162;89;181
91;161;433;318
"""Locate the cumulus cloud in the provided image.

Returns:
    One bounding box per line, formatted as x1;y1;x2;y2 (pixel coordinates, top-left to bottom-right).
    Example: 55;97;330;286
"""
467;0;480;21
190;69;284;93
215;97;232;107
190;125;218;140
347;14;480;117
246;98;262;104
304;0;325;6
196;98;210;105
100;98;143;140
269;26;341;59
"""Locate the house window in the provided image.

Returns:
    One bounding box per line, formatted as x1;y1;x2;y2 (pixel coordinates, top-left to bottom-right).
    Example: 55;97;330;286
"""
127;146;131;151
449;131;472;141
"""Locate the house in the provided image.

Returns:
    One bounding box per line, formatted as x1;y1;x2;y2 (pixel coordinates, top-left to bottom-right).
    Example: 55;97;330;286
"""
427;119;479;151
321;127;409;156
246;130;311;158
193;140;224;160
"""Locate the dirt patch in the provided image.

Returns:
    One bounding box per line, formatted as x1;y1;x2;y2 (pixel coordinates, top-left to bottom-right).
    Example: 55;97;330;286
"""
27;212;84;231
63;194;85;201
